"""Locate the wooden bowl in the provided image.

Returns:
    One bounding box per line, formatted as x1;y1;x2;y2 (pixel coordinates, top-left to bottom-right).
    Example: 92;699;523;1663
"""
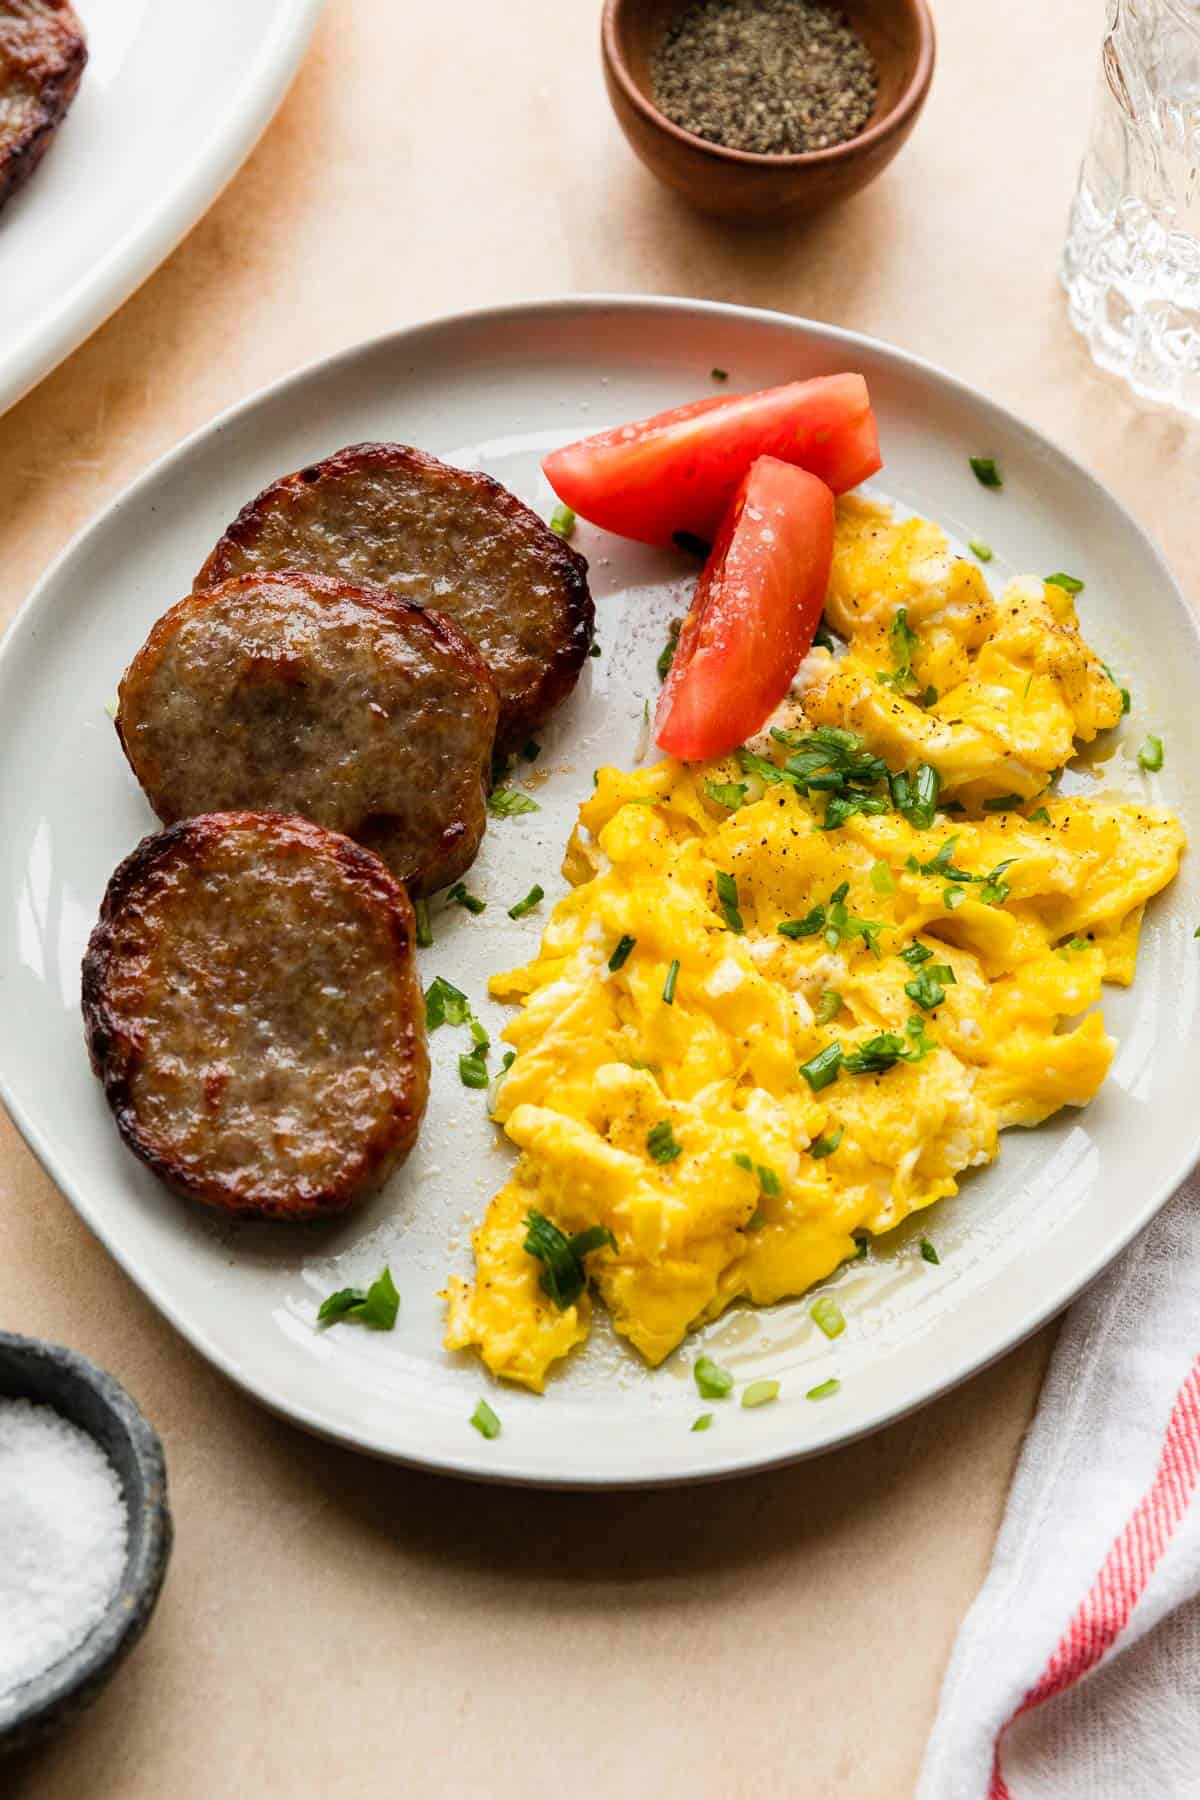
602;0;935;222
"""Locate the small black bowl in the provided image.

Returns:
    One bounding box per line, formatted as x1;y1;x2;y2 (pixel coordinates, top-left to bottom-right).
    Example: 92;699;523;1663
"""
0;1332;172;1754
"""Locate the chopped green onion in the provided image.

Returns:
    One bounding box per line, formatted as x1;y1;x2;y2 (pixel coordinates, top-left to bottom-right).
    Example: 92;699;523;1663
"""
1029;806;1051;824
692;1412;715;1431
459;1052;490;1089
900;942;934;966
662;959;680;1004
811;1295;845;1339
756;1164;782;1198
968;538;993;561
745;1209;766;1231
870;860;895;894
523;1209;616;1308
508;884;545;919
815;989;842;1025
905;962;957;1011
969;456;1002;489
705;778;747;810
317;1265;399;1331
980;859;1017;906
608;934;636;972
799;1043;843;1091
489;786;540;817
920;1239;940;1265
468;1016;489;1051
944;885;966;909
893;762;940;830
550;503;576;538
983;793;1023;812
447;881;486;914
1139;734;1164;772
658;622;682;681
806;1378;840;1401
779;904;826;939
716;869;744;933
424;976;471;1030
742;1379;780;1409
647;1120;682;1163
470;1398;501;1439
694;1355;734;1399
1045;571;1084;594
810;1126;843;1159
711;367;728;381
413;897;433;948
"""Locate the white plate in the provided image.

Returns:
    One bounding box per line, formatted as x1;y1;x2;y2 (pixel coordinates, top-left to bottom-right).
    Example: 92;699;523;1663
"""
1;297;1197;1488
0;0;324;418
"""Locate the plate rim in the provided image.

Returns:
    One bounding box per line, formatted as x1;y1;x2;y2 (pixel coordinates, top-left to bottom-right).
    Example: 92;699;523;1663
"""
3;292;1198;1488
0;0;327;419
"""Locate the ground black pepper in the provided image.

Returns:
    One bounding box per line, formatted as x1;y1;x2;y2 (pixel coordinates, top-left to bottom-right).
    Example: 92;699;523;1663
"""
651;0;878;157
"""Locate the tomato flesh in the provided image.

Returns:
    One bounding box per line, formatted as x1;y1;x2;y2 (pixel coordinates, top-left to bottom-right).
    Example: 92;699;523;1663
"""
654;457;835;762
544;373;877;547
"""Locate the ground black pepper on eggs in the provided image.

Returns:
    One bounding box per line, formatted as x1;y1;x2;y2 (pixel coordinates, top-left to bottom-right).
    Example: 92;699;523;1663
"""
651;0;879;157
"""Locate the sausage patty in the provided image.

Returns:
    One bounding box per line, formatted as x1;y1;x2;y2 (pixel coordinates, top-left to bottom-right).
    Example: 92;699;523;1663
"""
116;571;499;898
82;813;430;1221
194;442;594;750
0;0;87;215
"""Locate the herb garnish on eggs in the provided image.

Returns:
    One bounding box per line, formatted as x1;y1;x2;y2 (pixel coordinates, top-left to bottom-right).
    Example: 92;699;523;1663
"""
444;498;1185;1392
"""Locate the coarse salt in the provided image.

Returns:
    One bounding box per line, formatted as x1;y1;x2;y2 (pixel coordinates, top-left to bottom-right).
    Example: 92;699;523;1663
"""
0;1398;128;1699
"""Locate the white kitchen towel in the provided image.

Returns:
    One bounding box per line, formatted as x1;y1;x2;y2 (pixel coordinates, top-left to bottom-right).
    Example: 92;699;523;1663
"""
917;1174;1200;1800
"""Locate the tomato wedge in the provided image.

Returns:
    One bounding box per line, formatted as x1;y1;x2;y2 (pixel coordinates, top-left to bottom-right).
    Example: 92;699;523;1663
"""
543;373;877;547
654;457;835;762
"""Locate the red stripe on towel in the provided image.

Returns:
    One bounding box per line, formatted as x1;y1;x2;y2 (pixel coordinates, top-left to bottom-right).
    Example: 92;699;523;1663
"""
987;1356;1200;1799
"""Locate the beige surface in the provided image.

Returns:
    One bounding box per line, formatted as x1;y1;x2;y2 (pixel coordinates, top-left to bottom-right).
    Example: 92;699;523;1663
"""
2;1;1196;1794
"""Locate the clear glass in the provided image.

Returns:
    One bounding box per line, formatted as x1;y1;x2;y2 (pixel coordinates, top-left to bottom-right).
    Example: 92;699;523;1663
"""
1061;0;1200;415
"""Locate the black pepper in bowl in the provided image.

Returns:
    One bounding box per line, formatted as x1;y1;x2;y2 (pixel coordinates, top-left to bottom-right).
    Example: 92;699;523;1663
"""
651;0;879;157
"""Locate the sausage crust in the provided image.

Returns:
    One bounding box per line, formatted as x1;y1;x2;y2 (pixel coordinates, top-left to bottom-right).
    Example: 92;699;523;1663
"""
117;571;499;898
0;0;87;214
82;813;430;1221
194;442;593;750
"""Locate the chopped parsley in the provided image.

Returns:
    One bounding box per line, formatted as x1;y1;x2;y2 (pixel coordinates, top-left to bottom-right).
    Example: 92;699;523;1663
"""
716;869;744;933
1139;734;1164;772
424;976;470;1030
647;1120;682;1163
969;456;1003;489
447;881;486;914
523;1210;616;1309
1044;571;1084;594
470;1399;501;1439
705;777;747;810
608;934;636;971
742;1379;780;1408
317;1265;399;1331
508;884;545;919
489;786;540;818
550;503;576;538
811;1295;845;1339
694;1355;734;1399
662;959;680;1004
920;1239;941;1265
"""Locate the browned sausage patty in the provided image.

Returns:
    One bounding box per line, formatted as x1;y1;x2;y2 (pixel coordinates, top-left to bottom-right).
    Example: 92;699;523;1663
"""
0;0;87;215
194;442;594;750
116;571;499;898
82;813;430;1221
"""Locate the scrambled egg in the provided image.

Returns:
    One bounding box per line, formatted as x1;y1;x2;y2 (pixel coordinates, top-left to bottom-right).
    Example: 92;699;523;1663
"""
444;500;1185;1390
